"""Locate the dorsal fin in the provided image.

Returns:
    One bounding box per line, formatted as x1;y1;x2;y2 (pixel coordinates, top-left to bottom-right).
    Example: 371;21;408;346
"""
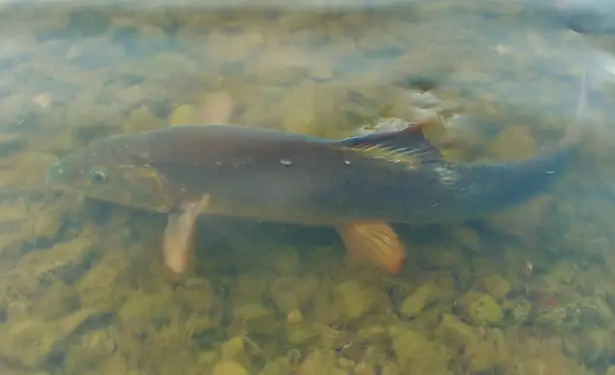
339;118;444;163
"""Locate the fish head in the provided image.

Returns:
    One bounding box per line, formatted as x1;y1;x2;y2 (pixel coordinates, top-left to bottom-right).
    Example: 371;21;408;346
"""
46;135;176;213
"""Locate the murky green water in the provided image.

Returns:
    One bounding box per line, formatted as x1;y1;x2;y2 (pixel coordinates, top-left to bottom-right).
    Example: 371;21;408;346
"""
1;1;615;374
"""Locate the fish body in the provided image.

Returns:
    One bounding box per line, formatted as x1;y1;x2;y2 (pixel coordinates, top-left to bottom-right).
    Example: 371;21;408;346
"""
47;122;579;274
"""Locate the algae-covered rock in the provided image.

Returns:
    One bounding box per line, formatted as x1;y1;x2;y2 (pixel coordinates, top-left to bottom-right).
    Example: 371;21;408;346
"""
0;308;105;368
271;290;299;315
198;350;218;366
400;282;438;318
32;281;79;320
482;274;511;300
221;336;249;363
169;104;198;126
5;152;58;188
392;330;451;374
420;245;466;270
6;229;98;299
232;303;278;335
199;91;234;124
576;328;612;364
6;300;31;323
118;286;180;333
259;356;293;375
547;260;576;287
296;349;340;375
63;329;117;375
459;292;503;325
77;244;138;313
436;314;477;353
278;83;342;138
269;275;311;314
500;299;531;325
487;125;536;160
212;360;249;375
125;104;165;133
285;322;319;345
0;132;27;157
273;247;300;275
169;92;234;126
334;280;382;321
451;226;482;252
486;195;552;238
578;296;614;327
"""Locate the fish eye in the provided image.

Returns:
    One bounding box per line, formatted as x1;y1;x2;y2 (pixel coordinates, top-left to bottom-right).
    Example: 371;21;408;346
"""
89;170;108;184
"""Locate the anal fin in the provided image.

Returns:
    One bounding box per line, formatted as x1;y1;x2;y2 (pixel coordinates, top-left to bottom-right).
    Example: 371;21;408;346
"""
162;195;210;274
336;220;406;274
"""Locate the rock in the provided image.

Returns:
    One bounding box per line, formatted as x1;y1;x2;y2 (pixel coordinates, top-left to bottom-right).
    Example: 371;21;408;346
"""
400;282;438;318
578;296;614;327
487;125;536;160
420;245;465;270
451;226;482;252
297;350;337;375
279;82;319;136
436;314;477;353
6;230;98;298
259;357;293;375
198;350;218;366
232;303;278;335
212;360;249;375
271;290;299;314
482;274;511;300
199;91;234;124
548;260;576;286
64;330;117;375
8;152;58;188
500;299;531;325
333;280;381;320
125;104;165;132
486;195;552;237
169;92;233;127
221;337;246;361
285;322;319;345
392;330;450;374
273;247;300;275
6;300;30;323
169;104;198;126
207;31;263;62
459;292;503;325
0;132;26;157
0;309;105;368
33;281;79;320
285;309;303;324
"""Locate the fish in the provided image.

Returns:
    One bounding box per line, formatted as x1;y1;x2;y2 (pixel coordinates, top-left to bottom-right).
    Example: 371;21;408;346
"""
46;71;588;275
45;112;583;275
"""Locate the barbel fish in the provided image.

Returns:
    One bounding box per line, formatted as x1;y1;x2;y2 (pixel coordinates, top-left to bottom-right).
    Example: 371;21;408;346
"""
46;110;582;274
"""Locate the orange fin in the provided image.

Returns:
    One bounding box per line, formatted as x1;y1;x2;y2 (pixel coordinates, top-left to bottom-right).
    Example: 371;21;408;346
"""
162;195;210;273
336;220;406;274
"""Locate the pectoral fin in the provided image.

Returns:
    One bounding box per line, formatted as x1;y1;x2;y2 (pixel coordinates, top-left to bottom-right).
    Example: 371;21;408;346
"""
162;195;210;274
336;221;406;274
